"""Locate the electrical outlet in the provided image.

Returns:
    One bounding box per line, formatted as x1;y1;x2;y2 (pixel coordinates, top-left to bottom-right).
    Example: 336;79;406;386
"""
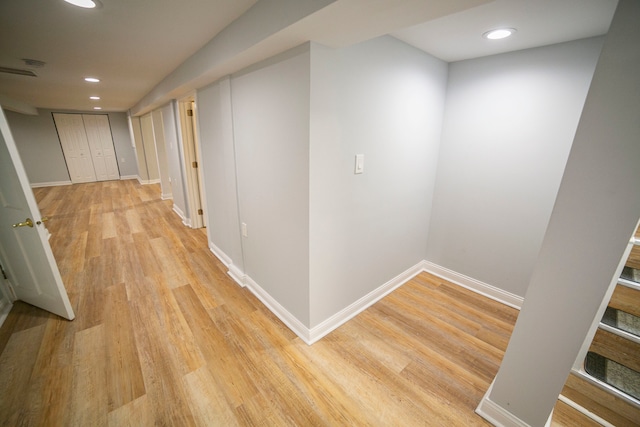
241;222;248;237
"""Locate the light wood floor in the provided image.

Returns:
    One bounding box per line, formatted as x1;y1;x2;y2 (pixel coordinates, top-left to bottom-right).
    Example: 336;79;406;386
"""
0;180;594;426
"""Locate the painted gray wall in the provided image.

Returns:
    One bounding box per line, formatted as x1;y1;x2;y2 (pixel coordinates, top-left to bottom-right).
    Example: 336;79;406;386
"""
107;112;138;177
488;1;640;424
5;109;137;185
5;109;70;184
131;0;336;115
426;36;605;297
197;77;244;271
308;37;447;327
161;102;189;220
231;45;311;325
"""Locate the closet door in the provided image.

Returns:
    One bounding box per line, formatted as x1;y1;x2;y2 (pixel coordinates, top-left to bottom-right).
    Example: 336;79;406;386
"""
82;114;120;181
53;113;97;183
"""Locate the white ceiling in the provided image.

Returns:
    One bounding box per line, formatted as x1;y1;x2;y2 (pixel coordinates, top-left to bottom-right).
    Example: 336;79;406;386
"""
392;0;618;62
0;0;618;113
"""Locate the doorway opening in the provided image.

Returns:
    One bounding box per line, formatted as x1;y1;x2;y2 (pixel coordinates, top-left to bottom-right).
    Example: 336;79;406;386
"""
178;96;206;229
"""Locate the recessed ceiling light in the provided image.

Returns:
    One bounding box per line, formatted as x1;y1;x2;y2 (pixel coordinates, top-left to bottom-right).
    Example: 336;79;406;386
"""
84;77;100;83
93;107;102;110
89;96;100;100
483;28;517;40
64;0;97;8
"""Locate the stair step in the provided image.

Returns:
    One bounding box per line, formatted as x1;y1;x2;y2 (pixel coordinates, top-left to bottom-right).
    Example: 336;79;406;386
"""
562;372;640;426
626;244;640;270
590;329;640;373
585;351;640;401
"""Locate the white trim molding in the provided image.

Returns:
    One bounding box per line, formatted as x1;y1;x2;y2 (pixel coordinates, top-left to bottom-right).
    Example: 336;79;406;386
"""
172;204;189;227
194;252;526;347
307;261;428;344
476;380;543;427
161;192;173;200
422;261;523;310
0;299;12;329
208;242;245;288
209;241;232;266
244;275;311;343
227;264;246;288
30;180;72;188
136;177;161;185
119;175;138;181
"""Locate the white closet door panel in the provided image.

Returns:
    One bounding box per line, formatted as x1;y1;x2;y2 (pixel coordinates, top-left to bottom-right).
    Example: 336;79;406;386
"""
83;114;120;181
53;113;96;183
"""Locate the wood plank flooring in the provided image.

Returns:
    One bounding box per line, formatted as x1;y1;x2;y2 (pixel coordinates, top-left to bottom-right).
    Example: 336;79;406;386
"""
0;180;588;426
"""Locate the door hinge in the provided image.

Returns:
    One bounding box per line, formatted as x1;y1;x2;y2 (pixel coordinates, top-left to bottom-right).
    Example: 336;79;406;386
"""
197;209;203;215
192;161;198;168
187;109;194;117
0;263;7;280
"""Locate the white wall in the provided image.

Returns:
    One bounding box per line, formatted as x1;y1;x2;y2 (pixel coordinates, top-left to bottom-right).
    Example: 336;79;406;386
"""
484;1;640;424
426;36;605;297
197;77;244;273
151;109;172;199
231;45;311;325
308;37;447;327
161;102;189;221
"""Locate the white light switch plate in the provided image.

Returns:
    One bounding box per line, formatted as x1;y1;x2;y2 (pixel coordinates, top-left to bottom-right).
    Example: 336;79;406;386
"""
355;154;364;174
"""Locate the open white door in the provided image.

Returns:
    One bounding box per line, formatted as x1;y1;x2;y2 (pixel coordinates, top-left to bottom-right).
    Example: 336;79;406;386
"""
0;108;75;320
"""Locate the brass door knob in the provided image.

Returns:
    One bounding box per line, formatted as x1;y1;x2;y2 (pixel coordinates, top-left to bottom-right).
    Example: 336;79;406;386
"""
13;218;34;228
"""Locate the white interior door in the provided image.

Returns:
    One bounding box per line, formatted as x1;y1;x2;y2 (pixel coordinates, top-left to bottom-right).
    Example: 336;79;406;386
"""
53;113;96;183
0;109;75;320
83;114;120;181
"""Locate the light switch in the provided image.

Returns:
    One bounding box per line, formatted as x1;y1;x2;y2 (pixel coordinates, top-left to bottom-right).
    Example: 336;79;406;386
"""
355;154;364;174
241;222;248;237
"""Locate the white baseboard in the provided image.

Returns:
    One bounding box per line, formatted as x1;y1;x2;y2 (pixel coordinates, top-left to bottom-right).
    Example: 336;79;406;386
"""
191;250;524;347
308;261;428;344
422;261;523;310
228;264;246;288
209;241;232;267
172;204;190;227
30;180;72;188
208;242;245;288
136;177;161;185
476;380;536;427
120;175;137;180
0;300;12;329
244;274;312;344
161;192;173;200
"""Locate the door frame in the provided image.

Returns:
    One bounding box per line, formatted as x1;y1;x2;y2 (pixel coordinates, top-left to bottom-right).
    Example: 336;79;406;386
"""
177;94;206;229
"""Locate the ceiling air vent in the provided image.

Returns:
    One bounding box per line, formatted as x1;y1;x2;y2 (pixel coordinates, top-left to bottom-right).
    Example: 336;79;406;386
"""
0;66;37;77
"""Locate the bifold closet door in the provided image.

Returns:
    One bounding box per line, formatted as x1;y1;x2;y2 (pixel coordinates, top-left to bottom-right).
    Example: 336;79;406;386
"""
53;113;97;183
82;114;120;181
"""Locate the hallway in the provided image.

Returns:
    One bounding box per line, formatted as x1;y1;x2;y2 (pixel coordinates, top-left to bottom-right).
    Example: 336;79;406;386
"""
0;180;587;426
